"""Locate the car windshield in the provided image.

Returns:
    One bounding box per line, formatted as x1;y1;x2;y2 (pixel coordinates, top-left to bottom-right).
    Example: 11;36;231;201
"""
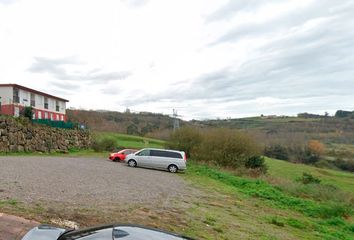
2;1;353;240
58;225;189;240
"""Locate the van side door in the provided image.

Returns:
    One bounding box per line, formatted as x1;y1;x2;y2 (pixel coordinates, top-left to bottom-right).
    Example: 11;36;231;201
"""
135;149;150;167
149;150;165;169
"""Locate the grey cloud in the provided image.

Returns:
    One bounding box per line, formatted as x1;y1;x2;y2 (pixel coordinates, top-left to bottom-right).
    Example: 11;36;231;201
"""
28;57;132;84
88;71;131;81
210;0;354;46
50;81;81;91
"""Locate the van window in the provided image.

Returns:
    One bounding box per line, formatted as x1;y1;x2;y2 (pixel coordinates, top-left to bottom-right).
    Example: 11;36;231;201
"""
150;150;165;157
137;149;150;156
151;150;182;159
166;151;182;159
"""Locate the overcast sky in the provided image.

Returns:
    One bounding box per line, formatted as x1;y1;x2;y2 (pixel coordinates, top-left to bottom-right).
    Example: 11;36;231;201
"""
0;0;353;120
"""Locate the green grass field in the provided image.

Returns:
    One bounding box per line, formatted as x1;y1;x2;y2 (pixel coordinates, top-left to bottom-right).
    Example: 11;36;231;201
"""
183;160;354;239
94;131;165;149
265;157;354;193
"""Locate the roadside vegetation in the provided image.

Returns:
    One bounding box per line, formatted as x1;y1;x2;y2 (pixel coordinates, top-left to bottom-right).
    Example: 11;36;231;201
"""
167;127;267;174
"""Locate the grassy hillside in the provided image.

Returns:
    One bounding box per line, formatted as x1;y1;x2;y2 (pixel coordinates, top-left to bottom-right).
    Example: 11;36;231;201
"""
266;158;354;193
94;131;166;149
67;109;187;139
195;116;354;144
183;159;354;239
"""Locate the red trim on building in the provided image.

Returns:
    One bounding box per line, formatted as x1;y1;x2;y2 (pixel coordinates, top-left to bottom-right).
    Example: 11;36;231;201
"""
0;84;69;102
0;104;67;121
1;104;14;115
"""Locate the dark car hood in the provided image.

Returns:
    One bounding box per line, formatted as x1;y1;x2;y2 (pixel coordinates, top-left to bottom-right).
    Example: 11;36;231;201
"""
22;224;192;240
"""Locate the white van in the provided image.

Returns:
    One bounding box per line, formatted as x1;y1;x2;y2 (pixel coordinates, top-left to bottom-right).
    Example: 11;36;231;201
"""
124;148;187;173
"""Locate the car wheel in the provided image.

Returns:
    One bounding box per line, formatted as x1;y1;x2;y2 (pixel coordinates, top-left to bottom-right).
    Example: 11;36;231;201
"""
113;157;120;162
128;160;137;167
168;164;178;173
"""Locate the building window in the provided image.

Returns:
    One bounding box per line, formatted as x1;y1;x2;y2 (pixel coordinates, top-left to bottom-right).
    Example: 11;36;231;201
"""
61;115;64;121
38;111;42;119
44;97;48;109
30;93;35;107
13;88;19;103
56;100;59;111
44;112;48;119
50;113;53;120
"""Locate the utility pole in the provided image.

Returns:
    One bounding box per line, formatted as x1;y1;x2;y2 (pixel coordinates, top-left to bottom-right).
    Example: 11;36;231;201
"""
173;109;180;131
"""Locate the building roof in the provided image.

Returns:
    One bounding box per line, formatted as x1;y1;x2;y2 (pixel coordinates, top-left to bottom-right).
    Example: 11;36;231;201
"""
0;84;69;102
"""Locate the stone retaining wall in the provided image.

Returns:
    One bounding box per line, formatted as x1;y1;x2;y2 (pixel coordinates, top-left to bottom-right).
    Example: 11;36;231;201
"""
0;117;91;153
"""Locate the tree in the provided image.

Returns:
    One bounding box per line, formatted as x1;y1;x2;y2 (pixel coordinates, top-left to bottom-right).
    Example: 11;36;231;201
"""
127;124;139;135
307;140;325;156
335;110;353;118
21;106;33;120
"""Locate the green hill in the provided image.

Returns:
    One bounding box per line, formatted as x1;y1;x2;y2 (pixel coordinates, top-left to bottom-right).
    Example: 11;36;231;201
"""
184;158;354;239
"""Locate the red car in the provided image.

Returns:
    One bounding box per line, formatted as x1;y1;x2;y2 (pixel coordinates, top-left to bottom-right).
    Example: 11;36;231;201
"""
109;149;137;162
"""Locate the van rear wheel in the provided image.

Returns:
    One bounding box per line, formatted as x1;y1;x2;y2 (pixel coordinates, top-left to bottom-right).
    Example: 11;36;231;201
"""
168;164;178;173
128;160;137;167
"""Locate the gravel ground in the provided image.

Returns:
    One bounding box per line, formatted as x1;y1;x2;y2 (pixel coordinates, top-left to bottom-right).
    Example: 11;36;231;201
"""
0;156;188;206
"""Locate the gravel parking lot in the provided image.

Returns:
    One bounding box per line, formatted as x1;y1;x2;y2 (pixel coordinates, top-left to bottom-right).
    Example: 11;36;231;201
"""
0;156;188;206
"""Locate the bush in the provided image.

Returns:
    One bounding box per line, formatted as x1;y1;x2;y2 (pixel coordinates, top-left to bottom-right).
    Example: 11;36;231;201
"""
245;156;267;173
168;127;261;170
193;128;260;168
166;127;202;157
308;140;325;156
333;158;354;172
91;137;117;152
20;106;33;120
287;145;320;164
264;144;289;160
299;172;321;184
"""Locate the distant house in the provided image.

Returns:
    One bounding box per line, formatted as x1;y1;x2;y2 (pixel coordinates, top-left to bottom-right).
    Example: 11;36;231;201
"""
0;84;68;121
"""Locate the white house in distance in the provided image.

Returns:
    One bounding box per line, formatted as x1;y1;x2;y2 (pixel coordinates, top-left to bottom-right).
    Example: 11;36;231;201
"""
0;84;69;121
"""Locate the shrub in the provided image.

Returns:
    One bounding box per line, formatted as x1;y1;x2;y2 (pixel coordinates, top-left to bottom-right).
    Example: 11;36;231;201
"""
299;172;321;184
264;144;289;160
333;158;354;172
20;106;33;120
193;128;260;168
166;127;202;157
91;137;117;152
288;145;320;164
245;156;267;173
308;140;325;156
268;217;285;227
